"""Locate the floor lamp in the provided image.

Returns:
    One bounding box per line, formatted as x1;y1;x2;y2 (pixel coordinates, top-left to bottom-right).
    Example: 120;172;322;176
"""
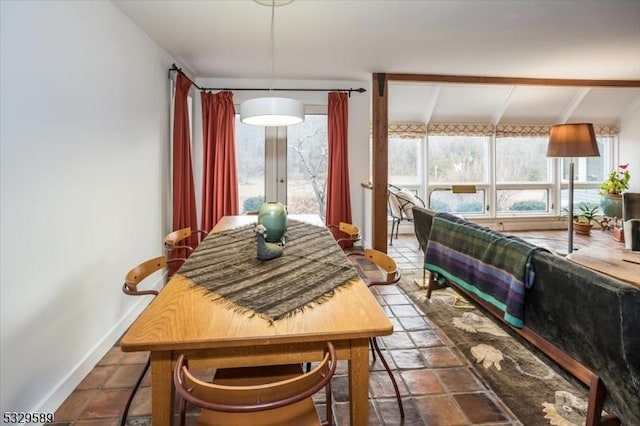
547;123;600;254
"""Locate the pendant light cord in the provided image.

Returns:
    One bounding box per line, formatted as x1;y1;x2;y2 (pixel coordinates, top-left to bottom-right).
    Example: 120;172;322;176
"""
168;2;367;96
269;0;275;93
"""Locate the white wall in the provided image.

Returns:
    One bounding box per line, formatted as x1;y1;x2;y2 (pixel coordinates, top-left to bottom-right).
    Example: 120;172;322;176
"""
192;78;371;230
619;107;640;192
0;1;174;414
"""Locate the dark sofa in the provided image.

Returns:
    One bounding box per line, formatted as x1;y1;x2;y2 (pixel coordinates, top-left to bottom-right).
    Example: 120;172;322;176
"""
412;206;640;426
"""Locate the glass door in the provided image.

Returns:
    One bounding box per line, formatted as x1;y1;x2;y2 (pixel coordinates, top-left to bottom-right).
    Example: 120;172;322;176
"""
235;113;328;217
236;116;266;214
286;114;328;216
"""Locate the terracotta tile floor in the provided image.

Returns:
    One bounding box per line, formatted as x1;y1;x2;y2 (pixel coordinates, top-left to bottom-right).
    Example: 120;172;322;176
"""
48;228;624;426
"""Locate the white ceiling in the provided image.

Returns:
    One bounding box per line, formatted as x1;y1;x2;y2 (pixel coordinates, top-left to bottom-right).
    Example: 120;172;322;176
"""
388;82;640;124
113;0;640;124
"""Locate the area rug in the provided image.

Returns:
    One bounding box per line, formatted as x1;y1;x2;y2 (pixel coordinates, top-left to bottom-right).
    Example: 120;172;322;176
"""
399;271;591;426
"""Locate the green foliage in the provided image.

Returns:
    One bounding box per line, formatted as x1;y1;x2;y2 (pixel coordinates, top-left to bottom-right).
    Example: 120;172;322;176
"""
243;196;265;213
576;203;601;224
509;200;547;211
599;164;630;195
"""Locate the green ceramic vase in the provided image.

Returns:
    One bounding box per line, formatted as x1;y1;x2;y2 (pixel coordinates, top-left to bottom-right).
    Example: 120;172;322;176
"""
258;202;287;243
600;194;623;219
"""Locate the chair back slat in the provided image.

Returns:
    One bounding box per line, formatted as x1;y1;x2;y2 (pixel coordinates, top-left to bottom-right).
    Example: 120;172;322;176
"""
328;222;361;248
164;227;194;248
362;249;401;285
124;256;167;289
365;249;397;274
338;222;360;239
175;342;336;414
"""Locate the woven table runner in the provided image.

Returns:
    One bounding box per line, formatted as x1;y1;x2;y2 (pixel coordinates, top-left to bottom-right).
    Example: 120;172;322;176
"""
177;219;360;322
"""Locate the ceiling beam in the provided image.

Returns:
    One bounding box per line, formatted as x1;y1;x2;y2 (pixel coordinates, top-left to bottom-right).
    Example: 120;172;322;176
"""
557;87;591;124
491;85;516;126
421;85;441;124
386;73;640;88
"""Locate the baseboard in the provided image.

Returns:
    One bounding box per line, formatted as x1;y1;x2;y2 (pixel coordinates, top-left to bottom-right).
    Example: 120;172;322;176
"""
30;273;166;419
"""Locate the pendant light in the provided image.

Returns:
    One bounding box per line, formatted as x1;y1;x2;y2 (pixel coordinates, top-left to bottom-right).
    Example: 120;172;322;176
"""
240;0;304;127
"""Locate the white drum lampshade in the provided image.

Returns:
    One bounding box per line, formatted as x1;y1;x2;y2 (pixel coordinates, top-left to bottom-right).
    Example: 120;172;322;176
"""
240;97;304;127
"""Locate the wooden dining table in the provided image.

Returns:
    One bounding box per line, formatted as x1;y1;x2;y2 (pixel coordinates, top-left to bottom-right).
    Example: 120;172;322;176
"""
567;245;640;287
120;215;393;425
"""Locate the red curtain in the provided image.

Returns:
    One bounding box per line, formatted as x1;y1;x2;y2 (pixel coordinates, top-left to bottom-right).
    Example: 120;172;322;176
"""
170;74;199;274
325;92;352;240
201;91;239;232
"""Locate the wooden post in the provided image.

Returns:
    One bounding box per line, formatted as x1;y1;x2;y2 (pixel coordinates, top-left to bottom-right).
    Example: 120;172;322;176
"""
372;73;388;252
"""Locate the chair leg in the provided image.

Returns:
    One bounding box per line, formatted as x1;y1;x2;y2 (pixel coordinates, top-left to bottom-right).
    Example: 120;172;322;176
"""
325;375;333;426
177;393;187;426
120;356;150;426
370;337;405;419
369;337;377;362
390;219;398;246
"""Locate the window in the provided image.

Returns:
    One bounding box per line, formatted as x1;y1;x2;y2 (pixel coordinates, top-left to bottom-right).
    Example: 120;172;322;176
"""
286;115;328;216
561;137;610;183
428;136;488;183
495;136;551;214
496;137;550;183
236;116;266;214
562;188;602;211
412;130;617;218
235;114;328;217
429;189;486;214
425;135;488;215
389;137;421;188
559;137;612;211
497;189;549;213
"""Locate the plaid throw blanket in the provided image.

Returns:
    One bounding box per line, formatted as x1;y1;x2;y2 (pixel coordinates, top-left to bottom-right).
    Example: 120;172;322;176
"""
177;219;359;322
424;213;546;328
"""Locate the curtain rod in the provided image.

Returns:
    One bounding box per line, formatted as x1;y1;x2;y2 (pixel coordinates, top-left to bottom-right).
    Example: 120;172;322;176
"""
169;64;366;96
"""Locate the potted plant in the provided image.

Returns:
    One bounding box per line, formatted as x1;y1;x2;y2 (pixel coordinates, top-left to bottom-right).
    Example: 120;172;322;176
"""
574;204;600;236
600;163;630;196
599;163;630;219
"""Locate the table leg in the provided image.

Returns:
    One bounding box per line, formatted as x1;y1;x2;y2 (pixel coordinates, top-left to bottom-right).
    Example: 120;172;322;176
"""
150;350;174;426
349;338;370;426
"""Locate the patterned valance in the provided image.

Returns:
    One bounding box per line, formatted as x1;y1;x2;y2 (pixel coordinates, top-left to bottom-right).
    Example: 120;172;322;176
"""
427;123;495;136
378;122;619;139
496;124;551;137
593;125;619;136
496;124;619;137
388;122;427;139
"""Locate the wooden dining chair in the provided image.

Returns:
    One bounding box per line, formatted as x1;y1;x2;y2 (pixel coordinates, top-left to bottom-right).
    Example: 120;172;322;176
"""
120;255;185;426
174;342;337;426
347;249;405;419
327;222;361;249
164;227;207;257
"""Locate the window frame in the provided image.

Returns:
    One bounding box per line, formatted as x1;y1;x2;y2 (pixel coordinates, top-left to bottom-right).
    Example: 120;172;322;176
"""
394;131;618;219
235;106;329;216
